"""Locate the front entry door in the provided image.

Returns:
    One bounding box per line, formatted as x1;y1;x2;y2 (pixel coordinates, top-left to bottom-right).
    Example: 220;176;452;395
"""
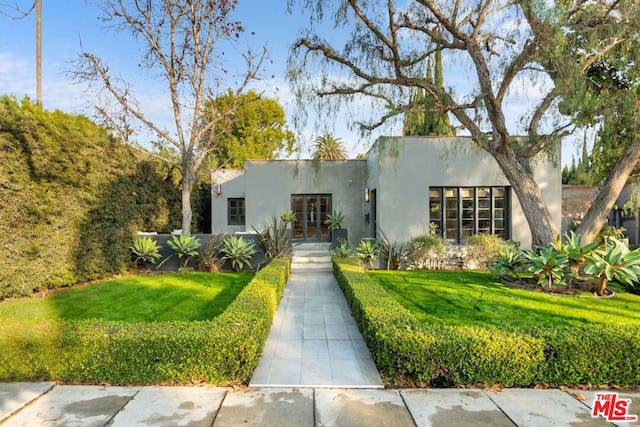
292;194;331;241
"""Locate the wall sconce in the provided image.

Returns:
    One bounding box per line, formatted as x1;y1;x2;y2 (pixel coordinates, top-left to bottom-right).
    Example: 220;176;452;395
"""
214;182;222;196
364;187;370;203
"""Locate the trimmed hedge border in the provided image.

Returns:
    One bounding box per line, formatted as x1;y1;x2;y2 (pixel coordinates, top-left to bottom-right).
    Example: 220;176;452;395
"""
333;258;640;387
0;258;290;385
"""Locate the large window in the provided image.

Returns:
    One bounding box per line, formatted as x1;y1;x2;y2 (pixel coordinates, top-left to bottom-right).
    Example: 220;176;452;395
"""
228;198;245;225
429;187;510;243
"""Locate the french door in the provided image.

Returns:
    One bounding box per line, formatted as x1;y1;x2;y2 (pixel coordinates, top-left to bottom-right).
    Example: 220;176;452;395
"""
291;194;332;241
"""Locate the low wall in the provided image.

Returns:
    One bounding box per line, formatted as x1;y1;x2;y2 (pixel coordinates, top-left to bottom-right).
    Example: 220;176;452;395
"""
140;233;268;272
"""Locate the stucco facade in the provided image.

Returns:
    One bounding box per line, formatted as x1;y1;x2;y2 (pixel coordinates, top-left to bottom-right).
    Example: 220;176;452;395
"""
211;136;562;249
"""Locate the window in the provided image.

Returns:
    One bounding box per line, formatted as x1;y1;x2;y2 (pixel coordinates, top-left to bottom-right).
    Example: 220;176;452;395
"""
228;198;245;225
429;187;510;243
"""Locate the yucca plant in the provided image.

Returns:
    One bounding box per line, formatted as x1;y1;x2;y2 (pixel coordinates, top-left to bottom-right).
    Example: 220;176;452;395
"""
356;239;380;270
130;236;162;269
280;210;297;228
584;237;640;296
221;235;256;272
378;230;409;270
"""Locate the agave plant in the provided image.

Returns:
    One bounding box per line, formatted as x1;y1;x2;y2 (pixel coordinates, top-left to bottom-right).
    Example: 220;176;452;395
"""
130;236;162;269
330;238;355;258
560;231;598;284
489;244;524;281
221;235;256;272
356;239;380;270
163;233;200;269
584;237;640;296
378;230;409;270
524;246;569;288
280;210;297;227
325;210;345;230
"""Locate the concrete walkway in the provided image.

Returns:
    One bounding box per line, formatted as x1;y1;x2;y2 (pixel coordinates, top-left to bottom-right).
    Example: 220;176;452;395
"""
2;382;638;426
250;243;383;387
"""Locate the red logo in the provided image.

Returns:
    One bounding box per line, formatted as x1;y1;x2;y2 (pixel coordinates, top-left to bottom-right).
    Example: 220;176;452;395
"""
592;392;637;422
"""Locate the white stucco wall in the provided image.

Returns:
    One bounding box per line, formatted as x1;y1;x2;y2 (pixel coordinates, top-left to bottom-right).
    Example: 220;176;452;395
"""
212;160;367;242
365;136;562;249
211;169;246;233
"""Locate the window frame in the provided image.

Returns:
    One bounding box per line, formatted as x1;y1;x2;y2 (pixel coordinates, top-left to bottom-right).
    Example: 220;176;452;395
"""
429;186;510;243
227;198;246;226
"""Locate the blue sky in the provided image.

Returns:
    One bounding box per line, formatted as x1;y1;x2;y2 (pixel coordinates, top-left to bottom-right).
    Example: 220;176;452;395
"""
0;1;581;163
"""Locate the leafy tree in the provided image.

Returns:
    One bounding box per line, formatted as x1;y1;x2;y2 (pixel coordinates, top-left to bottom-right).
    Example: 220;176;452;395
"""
74;0;267;234
312;134;347;160
203;90;296;168
288;0;640;247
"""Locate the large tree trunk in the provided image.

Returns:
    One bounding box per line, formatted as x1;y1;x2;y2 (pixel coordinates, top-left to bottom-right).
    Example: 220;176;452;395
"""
491;149;558;248
576;137;640;244
181;156;195;234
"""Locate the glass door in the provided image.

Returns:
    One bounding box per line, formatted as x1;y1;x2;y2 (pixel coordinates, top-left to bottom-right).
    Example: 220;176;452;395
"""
291;194;331;241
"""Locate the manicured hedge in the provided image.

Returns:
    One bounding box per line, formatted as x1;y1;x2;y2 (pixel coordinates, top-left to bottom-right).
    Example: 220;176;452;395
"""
333;258;640;387
0;258;290;385
0;96;185;298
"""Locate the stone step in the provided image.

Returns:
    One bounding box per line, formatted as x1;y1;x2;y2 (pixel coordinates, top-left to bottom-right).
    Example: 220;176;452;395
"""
291;262;333;270
292;255;331;263
293;242;332;251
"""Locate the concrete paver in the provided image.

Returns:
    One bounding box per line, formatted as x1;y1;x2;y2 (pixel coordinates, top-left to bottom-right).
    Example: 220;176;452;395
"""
314;389;415;427
401;389;516;427
487;388;611;426
109;386;227;426
250;269;383;388
4;383;640;426
2;385;139;427
213;387;314;427
0;382;55;421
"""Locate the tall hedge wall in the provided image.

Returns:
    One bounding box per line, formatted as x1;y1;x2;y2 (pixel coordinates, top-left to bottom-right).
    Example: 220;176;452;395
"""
0;96;183;298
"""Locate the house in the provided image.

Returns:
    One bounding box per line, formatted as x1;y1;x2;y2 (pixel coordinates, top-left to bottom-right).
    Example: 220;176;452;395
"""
211;136;562;249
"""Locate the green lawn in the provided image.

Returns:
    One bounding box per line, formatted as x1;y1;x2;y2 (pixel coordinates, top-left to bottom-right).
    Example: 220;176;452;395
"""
367;270;640;329
0;272;253;323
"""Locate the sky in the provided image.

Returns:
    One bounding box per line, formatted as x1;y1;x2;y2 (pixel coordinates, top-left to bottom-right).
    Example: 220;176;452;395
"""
0;1;582;163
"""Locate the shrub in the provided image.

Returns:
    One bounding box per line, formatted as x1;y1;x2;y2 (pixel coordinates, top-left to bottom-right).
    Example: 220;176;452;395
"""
0;96;182;298
464;234;512;269
0;258;291;385
407;234;445;269
333;259;640;387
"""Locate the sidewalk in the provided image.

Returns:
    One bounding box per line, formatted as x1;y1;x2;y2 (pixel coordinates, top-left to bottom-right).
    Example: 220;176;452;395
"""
1;382;636;426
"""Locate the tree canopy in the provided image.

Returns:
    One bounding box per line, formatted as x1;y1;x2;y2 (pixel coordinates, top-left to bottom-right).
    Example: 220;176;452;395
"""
203;90;296;168
288;0;640;246
75;0;267;233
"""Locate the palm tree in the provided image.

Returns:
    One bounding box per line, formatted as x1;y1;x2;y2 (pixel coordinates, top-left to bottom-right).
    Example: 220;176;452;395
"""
312;134;347;160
